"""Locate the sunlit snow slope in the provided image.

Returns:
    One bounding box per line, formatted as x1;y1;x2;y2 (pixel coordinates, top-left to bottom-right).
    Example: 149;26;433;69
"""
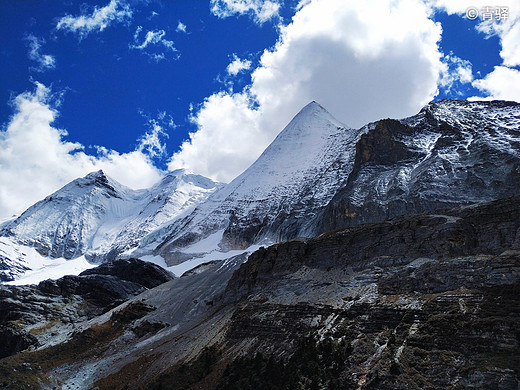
0;169;221;281
148;101;362;262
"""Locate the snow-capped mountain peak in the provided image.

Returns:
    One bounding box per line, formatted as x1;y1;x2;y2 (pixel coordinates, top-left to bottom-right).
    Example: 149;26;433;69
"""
151;102;363;256
69;169;131;197
0;169;222;277
284;100;346;130
210;101;352;200
1;171;143;260
2;100;518;284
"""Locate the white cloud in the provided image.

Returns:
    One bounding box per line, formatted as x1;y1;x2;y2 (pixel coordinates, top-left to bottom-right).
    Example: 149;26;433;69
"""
498;19;520;67
25;35;56;72
439;53;473;95
429;0;519;101
176;21;187;33
137;111;174;158
170;0;444;182
137;122;168;158
170;92;267;181
469;66;520;101
56;0;132;37
0;82;164;220
430;0;519;66
130;26;178;61
226;54;252;75
210;0;281;24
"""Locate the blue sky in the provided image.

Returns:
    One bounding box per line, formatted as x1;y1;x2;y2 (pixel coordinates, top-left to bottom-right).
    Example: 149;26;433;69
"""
1;0;519;219
1;0;283;165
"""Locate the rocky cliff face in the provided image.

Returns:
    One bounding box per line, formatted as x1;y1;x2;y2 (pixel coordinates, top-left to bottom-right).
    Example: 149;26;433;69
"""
227;195;520;300
0;258;173;359
216;196;520;389
317;100;520;232
2;196;518;389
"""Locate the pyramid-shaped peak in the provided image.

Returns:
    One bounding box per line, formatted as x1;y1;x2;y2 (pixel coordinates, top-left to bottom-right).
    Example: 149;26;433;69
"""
297;100;329;115
168;168;188;176
288;101;347;129
160;169;187;183
79;170;112;186
222;100;352;191
306;100;325;109
272;101;348;145
72;170;126;196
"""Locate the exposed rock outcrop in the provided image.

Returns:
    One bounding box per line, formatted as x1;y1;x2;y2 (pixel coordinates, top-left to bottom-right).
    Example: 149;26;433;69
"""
318;100;520;232
2;196;517;389
0;258;173;359
216;196;520;390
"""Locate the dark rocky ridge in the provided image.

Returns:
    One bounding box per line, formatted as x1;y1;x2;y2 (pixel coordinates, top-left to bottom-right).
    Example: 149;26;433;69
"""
226;195;520;301
213;196;520;390
2;196;517;389
0;258;173;359
317;100;520;233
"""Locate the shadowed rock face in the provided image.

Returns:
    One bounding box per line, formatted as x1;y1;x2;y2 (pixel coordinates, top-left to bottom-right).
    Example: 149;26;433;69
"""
79;258;174;290
0;258;173;359
2;196;517;390
226;196;520;302
213;196;520;390
317;100;520;233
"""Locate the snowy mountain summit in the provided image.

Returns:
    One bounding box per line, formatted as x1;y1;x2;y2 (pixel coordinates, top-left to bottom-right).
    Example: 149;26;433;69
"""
0;169;221;281
152;99;519;262
151;101;361;260
1;170;140;260
1;99;519;283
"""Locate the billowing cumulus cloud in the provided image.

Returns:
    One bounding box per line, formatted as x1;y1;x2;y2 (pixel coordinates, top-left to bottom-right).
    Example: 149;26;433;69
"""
226;54;252;75
169;0;444;182
56;0;132;37
170;92;268;181
470;66;520;101
0;83;163;220
210;0;281;24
